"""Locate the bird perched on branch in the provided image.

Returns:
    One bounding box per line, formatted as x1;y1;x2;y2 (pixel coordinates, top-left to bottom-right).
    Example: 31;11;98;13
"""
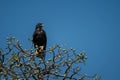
32;23;47;59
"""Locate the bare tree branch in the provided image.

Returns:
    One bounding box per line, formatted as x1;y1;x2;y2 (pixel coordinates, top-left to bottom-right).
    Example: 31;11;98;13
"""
0;37;101;80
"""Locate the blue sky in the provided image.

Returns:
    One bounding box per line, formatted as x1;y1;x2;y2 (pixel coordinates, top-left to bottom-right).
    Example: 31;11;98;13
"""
0;0;120;80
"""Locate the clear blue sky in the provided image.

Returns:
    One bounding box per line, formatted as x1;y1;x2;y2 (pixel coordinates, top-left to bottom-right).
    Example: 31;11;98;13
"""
0;0;120;80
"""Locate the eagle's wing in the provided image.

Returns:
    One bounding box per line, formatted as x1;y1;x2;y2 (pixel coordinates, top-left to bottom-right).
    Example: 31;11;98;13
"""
32;30;47;59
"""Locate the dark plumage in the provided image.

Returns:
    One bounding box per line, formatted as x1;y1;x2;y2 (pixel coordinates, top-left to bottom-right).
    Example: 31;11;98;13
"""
32;23;47;59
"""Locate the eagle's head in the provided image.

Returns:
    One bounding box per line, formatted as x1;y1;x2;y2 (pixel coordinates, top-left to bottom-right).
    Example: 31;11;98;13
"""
35;23;43;31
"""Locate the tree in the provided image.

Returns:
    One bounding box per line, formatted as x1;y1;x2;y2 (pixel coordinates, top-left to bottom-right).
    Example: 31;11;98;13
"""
0;37;100;80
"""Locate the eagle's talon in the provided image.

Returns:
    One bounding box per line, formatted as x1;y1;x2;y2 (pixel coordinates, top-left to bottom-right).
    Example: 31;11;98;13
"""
36;50;39;55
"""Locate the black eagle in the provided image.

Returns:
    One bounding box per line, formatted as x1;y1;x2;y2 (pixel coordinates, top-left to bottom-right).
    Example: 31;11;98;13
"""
32;23;47;59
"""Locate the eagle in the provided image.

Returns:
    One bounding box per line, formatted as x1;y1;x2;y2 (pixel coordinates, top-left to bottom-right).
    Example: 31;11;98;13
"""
32;23;47;59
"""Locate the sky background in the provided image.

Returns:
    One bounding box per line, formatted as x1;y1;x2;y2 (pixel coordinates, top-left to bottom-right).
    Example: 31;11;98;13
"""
0;0;120;80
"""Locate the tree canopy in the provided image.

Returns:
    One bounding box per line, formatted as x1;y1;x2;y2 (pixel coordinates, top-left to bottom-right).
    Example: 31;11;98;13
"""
0;37;100;80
